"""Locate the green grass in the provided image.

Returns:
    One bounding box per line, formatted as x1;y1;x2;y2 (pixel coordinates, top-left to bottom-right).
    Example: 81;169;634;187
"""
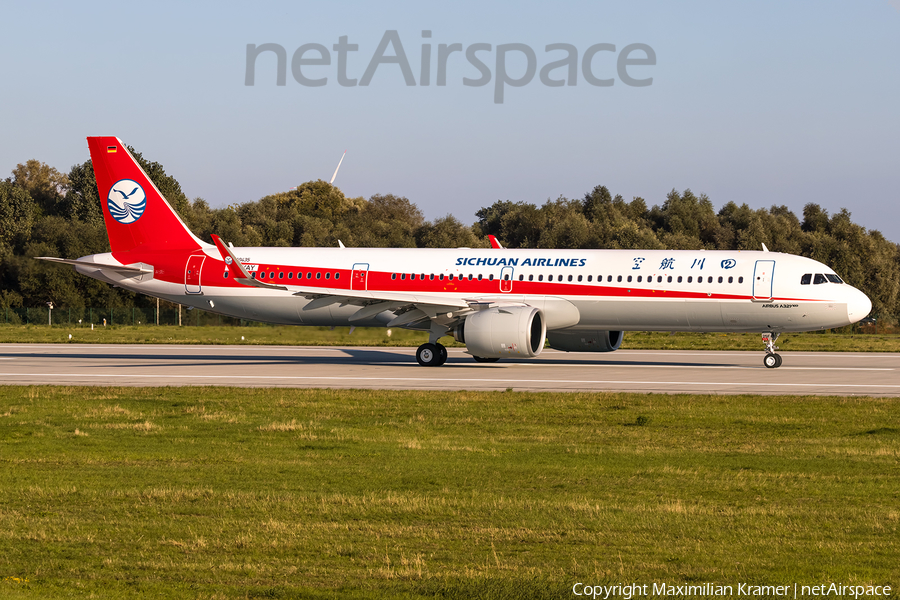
2;324;900;352
0;324;443;347
1;387;898;599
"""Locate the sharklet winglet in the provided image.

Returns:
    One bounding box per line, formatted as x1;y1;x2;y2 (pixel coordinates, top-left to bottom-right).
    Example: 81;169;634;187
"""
211;234;288;291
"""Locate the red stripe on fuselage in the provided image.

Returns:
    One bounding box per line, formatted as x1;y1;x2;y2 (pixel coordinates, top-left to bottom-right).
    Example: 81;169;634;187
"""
141;253;819;303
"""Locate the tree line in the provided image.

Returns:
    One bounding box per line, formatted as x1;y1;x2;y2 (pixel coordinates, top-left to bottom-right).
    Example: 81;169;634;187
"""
2;148;898;321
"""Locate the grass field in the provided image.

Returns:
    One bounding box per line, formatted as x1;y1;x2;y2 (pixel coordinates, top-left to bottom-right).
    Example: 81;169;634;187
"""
1;386;898;599
2;324;900;352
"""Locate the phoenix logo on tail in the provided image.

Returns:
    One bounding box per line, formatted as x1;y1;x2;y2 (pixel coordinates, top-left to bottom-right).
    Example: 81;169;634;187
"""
107;179;147;224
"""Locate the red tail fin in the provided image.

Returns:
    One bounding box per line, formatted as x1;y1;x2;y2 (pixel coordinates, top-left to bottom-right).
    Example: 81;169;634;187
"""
87;137;204;255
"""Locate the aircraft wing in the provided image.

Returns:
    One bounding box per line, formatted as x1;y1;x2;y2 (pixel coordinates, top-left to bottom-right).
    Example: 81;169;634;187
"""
210;235;474;325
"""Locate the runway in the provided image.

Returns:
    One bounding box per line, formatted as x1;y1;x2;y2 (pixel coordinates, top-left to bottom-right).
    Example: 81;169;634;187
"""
1;343;899;396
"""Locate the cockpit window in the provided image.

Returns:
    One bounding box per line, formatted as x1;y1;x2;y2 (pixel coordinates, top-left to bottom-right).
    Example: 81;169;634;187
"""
825;274;843;284
800;274;811;285
813;274;828;284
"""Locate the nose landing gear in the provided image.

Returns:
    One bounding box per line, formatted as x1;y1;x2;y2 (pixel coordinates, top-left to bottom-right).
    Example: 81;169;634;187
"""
762;332;782;368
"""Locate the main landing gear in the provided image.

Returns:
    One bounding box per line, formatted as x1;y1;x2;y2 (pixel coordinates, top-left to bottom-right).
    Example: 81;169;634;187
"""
416;343;448;366
762;332;782;368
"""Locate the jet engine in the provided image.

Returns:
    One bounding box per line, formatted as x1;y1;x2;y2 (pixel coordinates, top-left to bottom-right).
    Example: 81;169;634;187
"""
454;306;546;358
546;329;623;352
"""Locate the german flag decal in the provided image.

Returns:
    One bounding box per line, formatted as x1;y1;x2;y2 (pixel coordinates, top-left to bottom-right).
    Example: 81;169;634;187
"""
107;146;117;153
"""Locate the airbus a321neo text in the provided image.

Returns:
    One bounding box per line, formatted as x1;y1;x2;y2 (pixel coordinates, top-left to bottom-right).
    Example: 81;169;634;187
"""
40;137;872;369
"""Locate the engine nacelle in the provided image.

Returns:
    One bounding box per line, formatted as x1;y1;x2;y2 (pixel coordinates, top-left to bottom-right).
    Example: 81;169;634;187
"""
455;306;546;358
546;329;623;352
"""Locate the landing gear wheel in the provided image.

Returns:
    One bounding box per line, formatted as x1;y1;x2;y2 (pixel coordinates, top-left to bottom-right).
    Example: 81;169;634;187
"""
473;356;500;363
416;343;443;367
435;343;448;366
761;332;783;369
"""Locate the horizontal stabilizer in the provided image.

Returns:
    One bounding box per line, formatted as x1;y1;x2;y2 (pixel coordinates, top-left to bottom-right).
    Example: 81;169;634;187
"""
36;256;152;274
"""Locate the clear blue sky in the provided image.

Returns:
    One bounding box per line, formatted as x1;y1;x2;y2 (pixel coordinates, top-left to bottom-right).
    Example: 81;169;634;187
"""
3;0;899;243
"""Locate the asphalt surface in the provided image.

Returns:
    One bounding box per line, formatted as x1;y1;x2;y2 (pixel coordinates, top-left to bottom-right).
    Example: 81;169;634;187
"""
1;344;899;396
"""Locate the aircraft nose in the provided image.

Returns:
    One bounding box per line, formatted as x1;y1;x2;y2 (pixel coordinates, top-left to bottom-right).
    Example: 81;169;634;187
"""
847;288;872;324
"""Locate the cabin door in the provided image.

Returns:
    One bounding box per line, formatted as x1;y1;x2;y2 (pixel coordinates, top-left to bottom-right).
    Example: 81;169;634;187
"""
752;260;775;301
351;263;369;291
185;255;205;294
500;266;514;293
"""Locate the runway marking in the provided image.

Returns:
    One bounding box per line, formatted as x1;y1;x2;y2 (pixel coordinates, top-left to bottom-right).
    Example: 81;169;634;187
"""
2;372;900;390
506;363;892;371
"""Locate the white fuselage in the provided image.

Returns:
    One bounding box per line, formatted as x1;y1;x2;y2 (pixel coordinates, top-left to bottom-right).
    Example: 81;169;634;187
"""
76;246;872;334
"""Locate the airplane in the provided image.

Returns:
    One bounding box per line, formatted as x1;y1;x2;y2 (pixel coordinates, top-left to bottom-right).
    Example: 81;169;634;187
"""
39;137;872;369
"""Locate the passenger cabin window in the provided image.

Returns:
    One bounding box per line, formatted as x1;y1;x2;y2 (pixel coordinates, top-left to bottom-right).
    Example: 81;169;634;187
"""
801;274;811;285
617;275;622;282
814;274;828;284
